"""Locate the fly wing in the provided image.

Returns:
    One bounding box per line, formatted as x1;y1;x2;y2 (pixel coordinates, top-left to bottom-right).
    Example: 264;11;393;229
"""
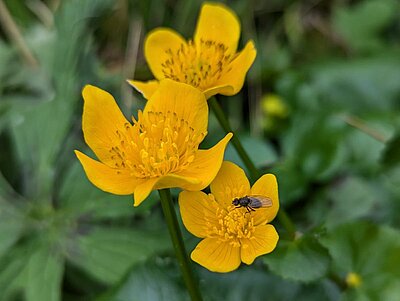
248;195;273;208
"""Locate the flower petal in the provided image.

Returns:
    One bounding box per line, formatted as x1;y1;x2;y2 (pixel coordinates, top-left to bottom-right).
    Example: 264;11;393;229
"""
144;28;187;80
203;84;234;99
175;133;233;191
133;173;202;207
127;79;159;100
133;177;159;207
217;41;256;96
178;191;219;238
155;173;201;190
191;238;241;273
194;3;240;54
240;224;279;265
210;161;251;208
81;85;130;166
144;79;208;135
251;174;279;224
75;150;142;195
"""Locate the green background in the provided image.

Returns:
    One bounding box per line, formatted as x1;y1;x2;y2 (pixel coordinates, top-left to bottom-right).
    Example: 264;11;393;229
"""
0;0;399;300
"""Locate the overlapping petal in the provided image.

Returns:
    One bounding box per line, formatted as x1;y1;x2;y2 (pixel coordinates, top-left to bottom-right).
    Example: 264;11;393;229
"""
127;79;159;100
194;3;240;54
144;28;187;80
179;191;219;238
240;224;279;265
191;238;241;273
251;174;280;224
75;151;142;195
82;85;131;166
216;41;257;96
210;161;250;208
176;133;233;191
144;79;208;135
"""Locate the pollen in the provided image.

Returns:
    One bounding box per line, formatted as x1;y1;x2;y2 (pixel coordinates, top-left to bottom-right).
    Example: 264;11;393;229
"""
161;39;233;91
108;110;206;178
207;196;256;247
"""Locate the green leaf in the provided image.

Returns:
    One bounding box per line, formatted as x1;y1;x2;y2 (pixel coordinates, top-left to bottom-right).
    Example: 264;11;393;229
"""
103;260;187;301
58;162;136;219
58;162;156;219
308;55;400;112
225;134;278;170
325;177;379;228
320;222;400;300
26;247;64;301
0;246;29;301
7;0;114;200
264;233;330;282
0;199;24;259
282;113;347;181
381;131;400;168
333;0;398;53
69;227;171;284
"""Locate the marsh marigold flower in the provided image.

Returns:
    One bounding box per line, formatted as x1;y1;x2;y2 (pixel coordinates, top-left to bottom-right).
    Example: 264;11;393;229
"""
129;2;256;99
179;161;279;272
75;80;232;206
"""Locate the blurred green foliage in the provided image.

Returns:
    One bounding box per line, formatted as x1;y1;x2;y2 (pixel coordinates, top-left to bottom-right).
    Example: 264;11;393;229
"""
0;0;399;300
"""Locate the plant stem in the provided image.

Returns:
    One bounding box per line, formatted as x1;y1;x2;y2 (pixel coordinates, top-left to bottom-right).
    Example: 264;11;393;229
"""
209;96;296;239
209;97;260;181
158;189;203;301
0;0;38;67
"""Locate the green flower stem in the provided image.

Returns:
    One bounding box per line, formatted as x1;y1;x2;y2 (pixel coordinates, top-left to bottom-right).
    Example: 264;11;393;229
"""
209;97;296;239
158;189;203;301
209;97;260;181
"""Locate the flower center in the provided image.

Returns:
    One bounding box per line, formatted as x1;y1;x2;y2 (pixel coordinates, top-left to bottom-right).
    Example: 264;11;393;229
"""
207;197;255;247
161;39;233;91
109;110;206;178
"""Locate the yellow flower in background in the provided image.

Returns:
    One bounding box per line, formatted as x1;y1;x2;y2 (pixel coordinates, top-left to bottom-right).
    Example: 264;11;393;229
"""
128;2;256;99
179;161;279;272
75;79;232;206
261;94;289;119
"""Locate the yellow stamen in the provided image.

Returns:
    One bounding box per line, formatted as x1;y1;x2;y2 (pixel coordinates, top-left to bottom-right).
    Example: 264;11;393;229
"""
206;195;255;247
108;110;206;178
161;39;233;90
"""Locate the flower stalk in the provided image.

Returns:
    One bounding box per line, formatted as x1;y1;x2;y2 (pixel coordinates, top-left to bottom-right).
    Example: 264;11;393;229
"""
158;189;203;301
209;97;260;181
209;96;296;240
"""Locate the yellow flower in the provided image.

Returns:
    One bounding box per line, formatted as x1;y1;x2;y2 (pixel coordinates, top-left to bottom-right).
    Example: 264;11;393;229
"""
179;161;279;272
128;2;256;99
75;79;232;206
346;272;362;288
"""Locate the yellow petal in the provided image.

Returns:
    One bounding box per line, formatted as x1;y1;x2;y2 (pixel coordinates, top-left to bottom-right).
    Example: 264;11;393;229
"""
240;224;279;265
250;173;279;224
155;173;201;190
217;41;256;96
133;174;201;207
194;3;240;54
210;161;251;208
203;84;234;99
127;79;159;100
144;28;187;80
144;79;208;135
133;177;159;206
75;150;142;195
191;238;241;273
178;191;219;238
81;85;130;166
175;133;233;191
